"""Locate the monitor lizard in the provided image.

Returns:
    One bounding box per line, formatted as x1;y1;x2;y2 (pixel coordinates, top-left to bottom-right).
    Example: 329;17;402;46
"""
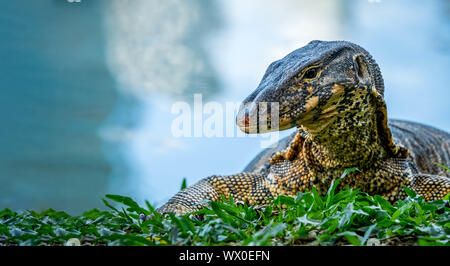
156;40;450;215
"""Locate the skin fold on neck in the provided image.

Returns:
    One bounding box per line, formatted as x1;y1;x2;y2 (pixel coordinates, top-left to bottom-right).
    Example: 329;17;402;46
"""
303;109;388;170
298;85;389;170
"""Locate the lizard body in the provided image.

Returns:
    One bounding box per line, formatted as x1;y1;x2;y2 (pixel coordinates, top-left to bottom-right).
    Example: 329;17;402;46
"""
157;40;450;215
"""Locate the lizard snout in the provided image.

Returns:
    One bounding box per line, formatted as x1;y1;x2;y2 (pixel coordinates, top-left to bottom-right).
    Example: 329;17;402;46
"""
236;102;257;134
236;100;277;134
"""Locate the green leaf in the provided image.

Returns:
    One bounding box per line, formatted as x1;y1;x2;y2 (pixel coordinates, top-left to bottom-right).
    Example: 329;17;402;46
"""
102;199;120;214
435;163;450;172
105;195;148;214
245;222;286;246
403;186;417;198
374;195;395;213
340;168;359;179
337;231;362;246
326;178;343;208
311;187;324;211
180;178;188;190
391;202;413;222
0;209;15;218
361;224;377;246
181;216;196;234
210;202;236;227
145;200;156;213
168;213;187;235
274;196;296;207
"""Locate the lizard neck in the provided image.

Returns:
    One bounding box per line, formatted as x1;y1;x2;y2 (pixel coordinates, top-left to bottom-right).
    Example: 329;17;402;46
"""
299;106;388;170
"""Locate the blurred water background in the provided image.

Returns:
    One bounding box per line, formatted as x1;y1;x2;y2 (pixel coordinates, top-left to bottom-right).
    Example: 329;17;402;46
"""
0;0;448;214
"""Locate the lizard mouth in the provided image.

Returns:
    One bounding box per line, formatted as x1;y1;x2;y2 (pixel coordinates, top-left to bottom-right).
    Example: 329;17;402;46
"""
236;82;354;134
236;104;259;134
236;102;295;134
235;108;252;132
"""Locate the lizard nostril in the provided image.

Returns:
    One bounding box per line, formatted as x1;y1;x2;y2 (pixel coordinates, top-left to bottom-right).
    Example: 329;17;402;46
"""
244;109;250;127
236;107;252;130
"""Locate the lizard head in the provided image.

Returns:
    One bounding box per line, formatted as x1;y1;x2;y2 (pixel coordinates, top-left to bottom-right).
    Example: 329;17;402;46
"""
236;40;408;157
236;40;384;134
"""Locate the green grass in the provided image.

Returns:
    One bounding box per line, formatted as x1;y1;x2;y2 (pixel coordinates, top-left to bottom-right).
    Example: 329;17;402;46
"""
0;170;449;246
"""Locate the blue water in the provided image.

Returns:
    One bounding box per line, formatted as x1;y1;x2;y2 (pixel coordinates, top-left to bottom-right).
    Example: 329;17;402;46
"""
0;0;448;213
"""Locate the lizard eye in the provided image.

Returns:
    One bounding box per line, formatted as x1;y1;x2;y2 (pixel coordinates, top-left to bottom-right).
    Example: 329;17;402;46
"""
303;67;319;80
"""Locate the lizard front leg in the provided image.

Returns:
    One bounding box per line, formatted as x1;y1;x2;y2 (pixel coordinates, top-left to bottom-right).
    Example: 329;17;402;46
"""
156;173;273;215
270;131;304;163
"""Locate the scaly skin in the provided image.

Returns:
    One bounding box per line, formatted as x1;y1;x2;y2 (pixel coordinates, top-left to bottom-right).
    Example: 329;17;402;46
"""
157;40;450;215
